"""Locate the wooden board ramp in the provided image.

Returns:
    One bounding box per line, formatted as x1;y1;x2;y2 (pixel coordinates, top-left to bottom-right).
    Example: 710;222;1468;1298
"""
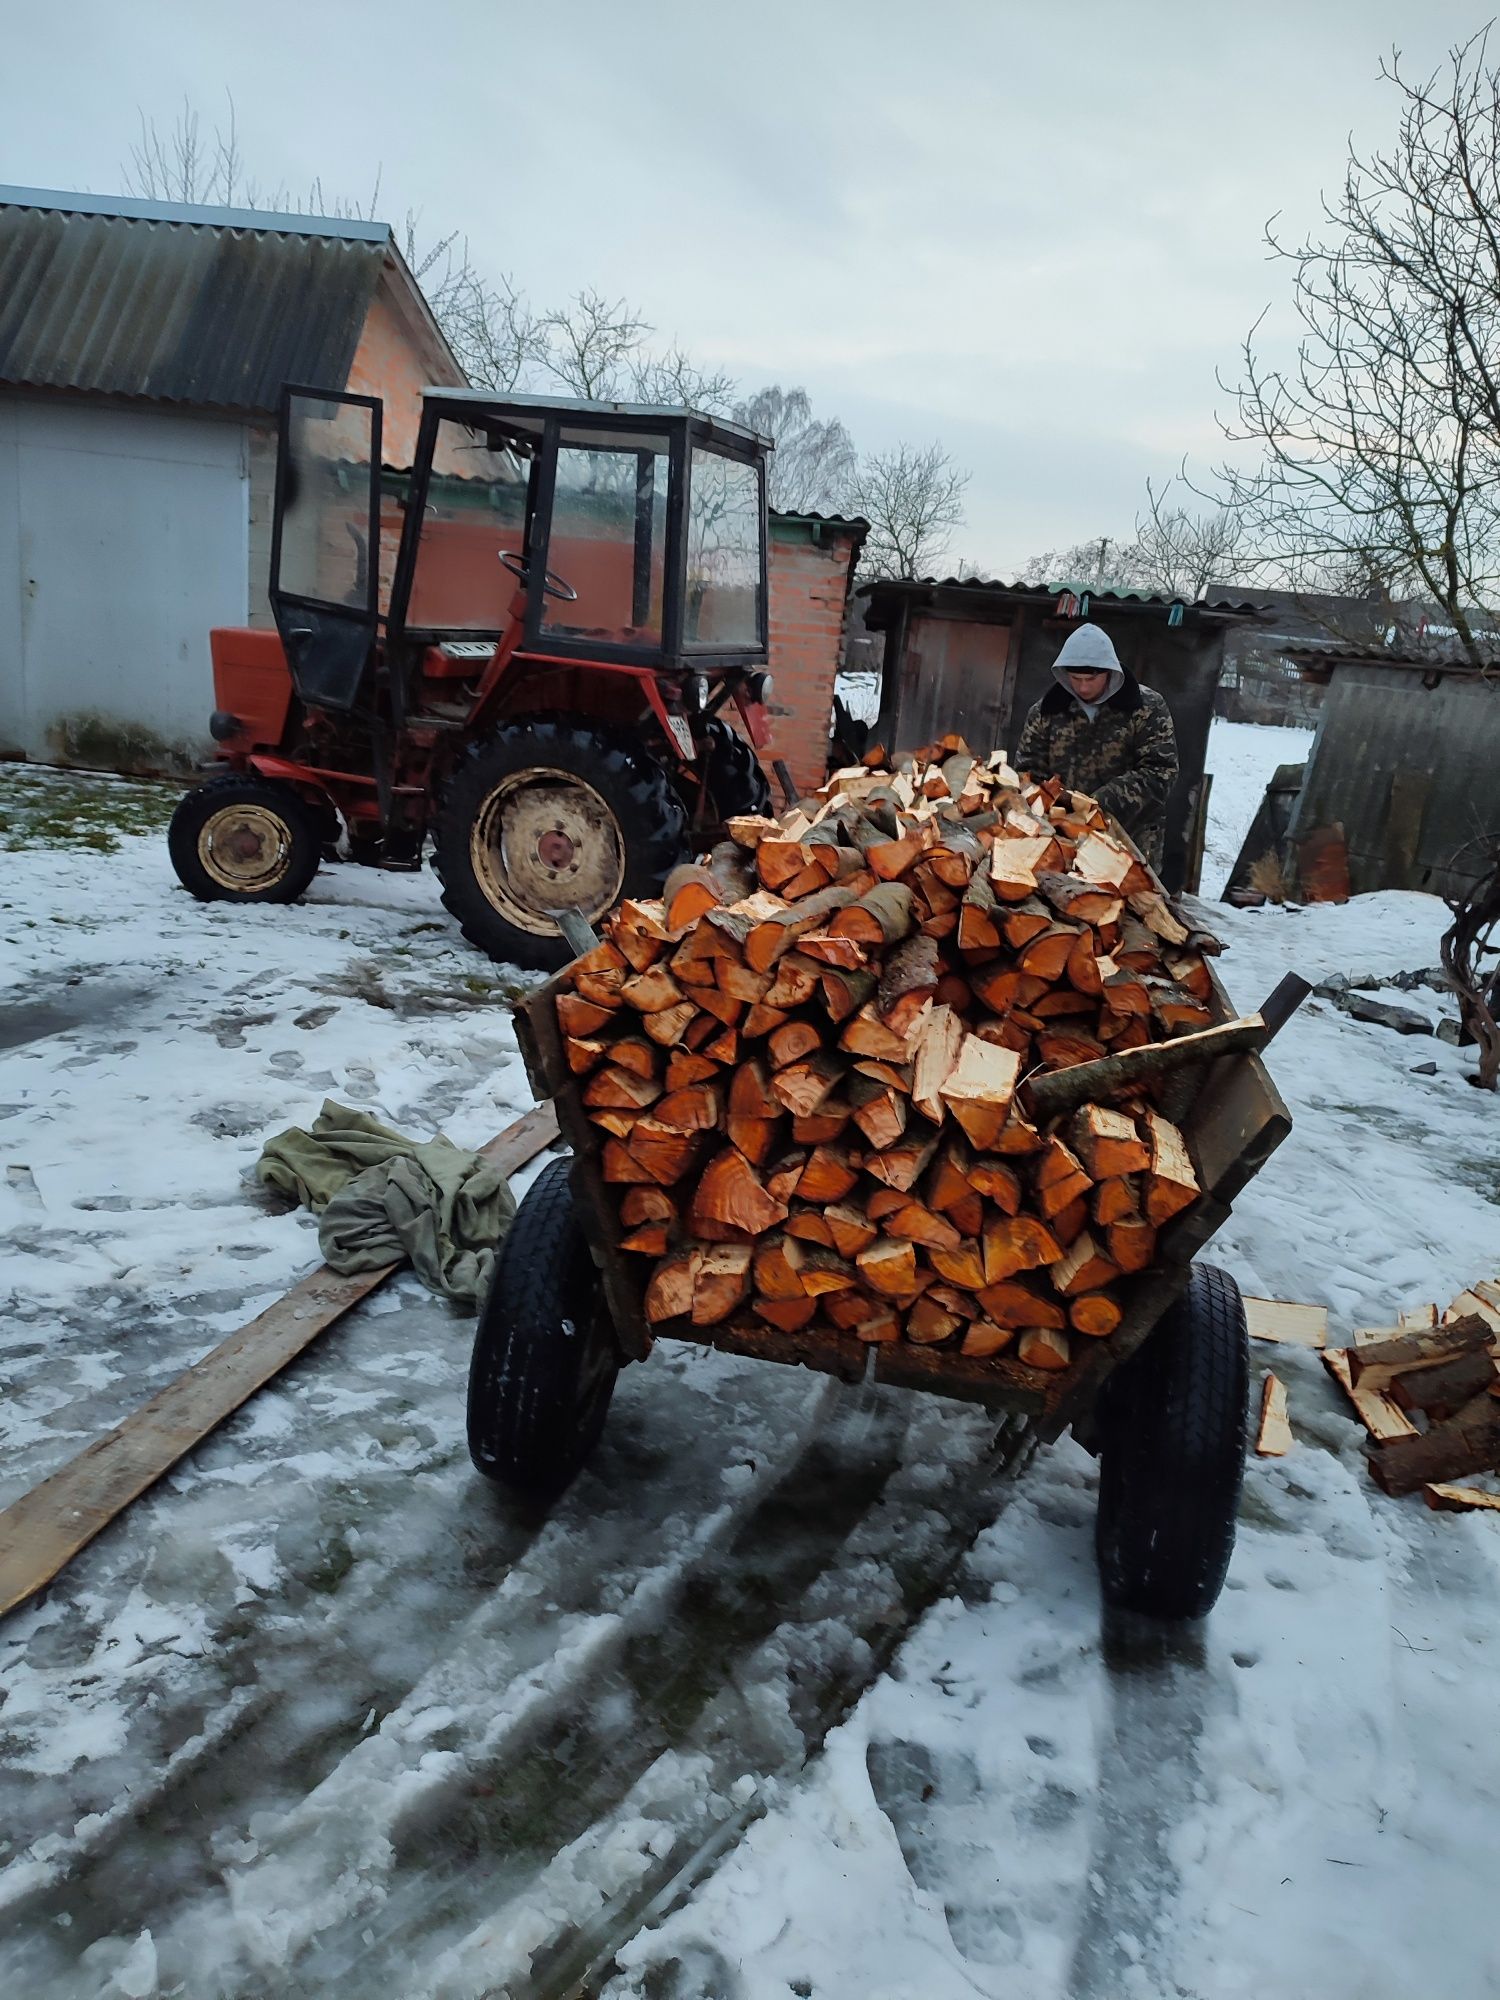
0;1102;560;1621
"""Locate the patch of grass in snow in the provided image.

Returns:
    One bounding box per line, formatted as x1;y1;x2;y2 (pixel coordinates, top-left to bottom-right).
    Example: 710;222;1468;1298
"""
0;765;181;853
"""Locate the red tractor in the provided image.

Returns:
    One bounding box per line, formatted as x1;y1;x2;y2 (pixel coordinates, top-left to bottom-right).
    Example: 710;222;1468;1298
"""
168;387;776;968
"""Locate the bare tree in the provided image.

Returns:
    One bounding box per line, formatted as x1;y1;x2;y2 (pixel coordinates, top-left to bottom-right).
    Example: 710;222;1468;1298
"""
1133;477;1247;599
1216;32;1500;667
631;345;737;416
1015;536;1140;592
535;289;650;400
732;386;857;512
847;442;969;579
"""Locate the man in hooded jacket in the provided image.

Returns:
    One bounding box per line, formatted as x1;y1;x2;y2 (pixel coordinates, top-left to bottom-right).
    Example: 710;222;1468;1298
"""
1015;624;1178;869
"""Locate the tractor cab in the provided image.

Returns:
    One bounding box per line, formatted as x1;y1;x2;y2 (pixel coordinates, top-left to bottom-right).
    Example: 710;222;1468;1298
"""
176;388;778;969
270;387;773;730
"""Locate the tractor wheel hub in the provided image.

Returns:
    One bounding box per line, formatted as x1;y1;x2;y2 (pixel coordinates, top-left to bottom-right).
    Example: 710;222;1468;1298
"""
470;768;626;937
197;803;294;892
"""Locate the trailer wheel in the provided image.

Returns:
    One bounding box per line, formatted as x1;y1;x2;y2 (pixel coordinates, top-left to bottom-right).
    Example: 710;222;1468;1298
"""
701;716;773;817
467;1157;622;1497
167;774;322;904
1094;1263;1249;1621
433;715;687;970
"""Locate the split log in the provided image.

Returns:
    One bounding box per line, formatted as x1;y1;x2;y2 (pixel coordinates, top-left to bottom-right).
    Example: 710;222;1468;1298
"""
1018;1326;1072;1370
691;1149;788;1236
858;1238;920;1296
1347;1316;1493;1395
961;1319;1015;1357
938;1035;1021;1149
1050;1230;1121;1297
1366;1387;1500;1497
1142;1112;1201;1225
828;882;916;946
907;1295;963;1344
877;934;940;1034
646;1250;700;1322
1255;1372;1293;1455
1069;1104;1151;1180
900;1004;963;1123
693;1245;753;1325
982;1213;1062;1282
1069;1292;1122;1337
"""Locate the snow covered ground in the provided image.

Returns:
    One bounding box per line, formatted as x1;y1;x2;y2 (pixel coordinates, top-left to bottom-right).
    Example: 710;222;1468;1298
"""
1201;718;1316;897
3;758;1499;2000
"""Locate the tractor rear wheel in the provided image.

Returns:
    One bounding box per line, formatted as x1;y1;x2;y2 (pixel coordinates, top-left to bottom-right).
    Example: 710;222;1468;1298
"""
432;716;688;970
168;774;322;905
701;715;773;817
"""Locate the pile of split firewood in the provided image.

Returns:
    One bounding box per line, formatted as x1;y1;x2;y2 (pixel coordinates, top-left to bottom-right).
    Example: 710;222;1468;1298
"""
1323;1282;1500;1504
554;737;1226;1380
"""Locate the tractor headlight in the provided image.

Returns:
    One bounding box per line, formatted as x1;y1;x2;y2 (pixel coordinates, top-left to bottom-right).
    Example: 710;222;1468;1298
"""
744;670;773;705
684;673;710;712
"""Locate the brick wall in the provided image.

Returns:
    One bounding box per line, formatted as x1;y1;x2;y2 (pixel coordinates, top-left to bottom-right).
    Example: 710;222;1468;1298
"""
765;520;864;793
344;260;466;468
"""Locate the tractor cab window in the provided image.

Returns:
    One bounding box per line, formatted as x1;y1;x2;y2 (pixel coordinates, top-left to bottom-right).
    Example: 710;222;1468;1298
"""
407;419;530;631
685;448;763;649
540;427;671;647
275;394;379;612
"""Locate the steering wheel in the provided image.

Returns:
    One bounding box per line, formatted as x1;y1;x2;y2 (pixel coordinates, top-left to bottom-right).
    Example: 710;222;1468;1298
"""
499;550;578;602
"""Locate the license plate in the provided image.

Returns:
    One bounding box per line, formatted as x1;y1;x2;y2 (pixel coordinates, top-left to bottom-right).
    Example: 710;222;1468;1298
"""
665;714;695;759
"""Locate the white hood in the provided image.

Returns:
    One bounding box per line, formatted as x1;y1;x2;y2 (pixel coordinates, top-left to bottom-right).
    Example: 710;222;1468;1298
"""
1052;623;1124;707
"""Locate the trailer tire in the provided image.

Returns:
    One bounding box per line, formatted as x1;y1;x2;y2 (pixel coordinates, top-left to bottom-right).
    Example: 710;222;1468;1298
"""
701;715;773;817
1094;1262;1249;1621
466;1157;621;1497
167;773;322;904
434;715;687;970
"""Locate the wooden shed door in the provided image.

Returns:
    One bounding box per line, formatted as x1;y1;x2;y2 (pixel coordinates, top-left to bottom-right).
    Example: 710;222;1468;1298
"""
897;613;1014;755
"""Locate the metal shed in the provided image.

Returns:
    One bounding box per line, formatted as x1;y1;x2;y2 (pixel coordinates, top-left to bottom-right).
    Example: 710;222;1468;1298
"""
1284;646;1500;899
860;578;1260;894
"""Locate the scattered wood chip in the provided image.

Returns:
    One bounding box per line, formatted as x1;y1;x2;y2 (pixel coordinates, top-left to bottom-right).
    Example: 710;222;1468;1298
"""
1423;1482;1500;1514
1256;1372;1293;1456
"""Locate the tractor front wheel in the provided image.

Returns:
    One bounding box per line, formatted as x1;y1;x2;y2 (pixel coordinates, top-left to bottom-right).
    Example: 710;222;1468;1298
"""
432;716;687;970
167;774;322;905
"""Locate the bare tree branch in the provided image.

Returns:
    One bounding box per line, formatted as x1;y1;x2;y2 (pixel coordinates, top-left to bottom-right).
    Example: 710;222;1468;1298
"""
847;442;969;579
1215;31;1500;667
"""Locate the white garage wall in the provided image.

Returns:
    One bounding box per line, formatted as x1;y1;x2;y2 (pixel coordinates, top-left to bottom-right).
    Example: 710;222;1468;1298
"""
0;392;249;771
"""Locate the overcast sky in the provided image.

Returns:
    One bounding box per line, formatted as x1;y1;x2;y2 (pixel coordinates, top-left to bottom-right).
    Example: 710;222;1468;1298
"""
2;0;1490;571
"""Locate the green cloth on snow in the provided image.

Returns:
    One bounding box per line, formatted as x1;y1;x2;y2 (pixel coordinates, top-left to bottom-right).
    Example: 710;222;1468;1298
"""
256;1099;517;1307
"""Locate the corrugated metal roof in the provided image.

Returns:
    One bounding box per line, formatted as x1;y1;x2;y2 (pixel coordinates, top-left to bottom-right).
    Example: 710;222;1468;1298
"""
0;187;389;413
860;575;1264;617
771;508;870;528
1283;640;1487;673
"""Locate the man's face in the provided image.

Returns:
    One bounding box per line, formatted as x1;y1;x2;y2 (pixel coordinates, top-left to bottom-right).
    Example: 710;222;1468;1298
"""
1066;667;1112;704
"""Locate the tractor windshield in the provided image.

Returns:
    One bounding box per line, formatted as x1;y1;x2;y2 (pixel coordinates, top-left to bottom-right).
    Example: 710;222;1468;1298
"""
685;447;762;649
540;426;671;647
407;419;529;630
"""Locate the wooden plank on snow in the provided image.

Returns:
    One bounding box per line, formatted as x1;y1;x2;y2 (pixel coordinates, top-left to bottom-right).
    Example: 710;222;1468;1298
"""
1243;1297;1328;1349
0;1102;561;1621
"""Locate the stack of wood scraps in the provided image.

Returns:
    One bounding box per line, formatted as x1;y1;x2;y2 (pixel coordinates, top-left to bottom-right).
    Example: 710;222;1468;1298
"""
1321;1278;1500;1508
550;734;1235;1398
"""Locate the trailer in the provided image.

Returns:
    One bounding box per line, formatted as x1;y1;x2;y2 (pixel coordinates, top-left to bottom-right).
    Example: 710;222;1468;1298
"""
469;778;1305;1621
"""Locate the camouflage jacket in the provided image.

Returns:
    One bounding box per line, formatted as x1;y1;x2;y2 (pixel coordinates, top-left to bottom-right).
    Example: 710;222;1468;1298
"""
1015;672;1178;866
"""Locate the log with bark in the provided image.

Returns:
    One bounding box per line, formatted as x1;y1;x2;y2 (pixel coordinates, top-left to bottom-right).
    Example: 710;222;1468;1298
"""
548;737;1226;1390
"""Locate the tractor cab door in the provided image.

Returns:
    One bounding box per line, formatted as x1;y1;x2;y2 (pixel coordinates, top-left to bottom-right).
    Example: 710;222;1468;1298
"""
269;387;383;712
